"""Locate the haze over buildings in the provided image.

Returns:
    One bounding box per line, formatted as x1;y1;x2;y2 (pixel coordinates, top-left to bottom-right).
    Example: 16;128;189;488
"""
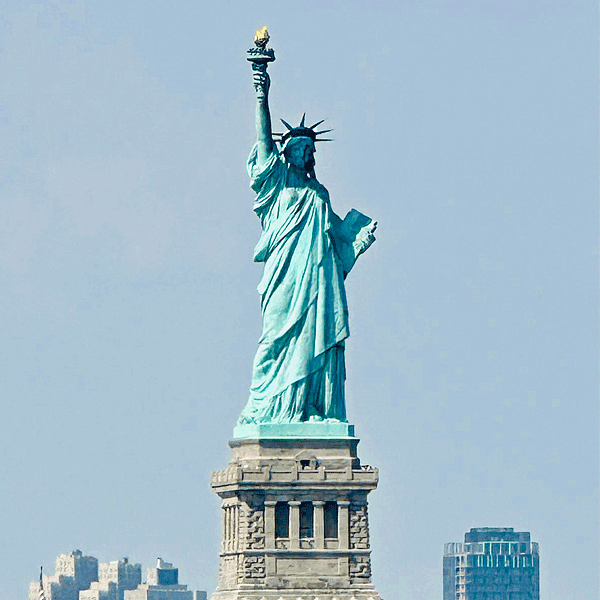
29;551;206;600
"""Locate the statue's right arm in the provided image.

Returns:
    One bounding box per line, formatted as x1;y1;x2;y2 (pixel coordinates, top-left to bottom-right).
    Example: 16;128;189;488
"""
253;69;274;166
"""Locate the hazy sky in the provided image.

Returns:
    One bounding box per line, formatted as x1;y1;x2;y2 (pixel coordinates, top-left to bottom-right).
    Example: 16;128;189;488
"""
1;1;597;599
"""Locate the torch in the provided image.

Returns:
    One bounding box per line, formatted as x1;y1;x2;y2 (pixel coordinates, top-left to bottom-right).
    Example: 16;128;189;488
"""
247;26;275;97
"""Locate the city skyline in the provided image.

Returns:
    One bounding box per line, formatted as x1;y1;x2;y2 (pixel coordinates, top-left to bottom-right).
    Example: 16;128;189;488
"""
29;550;206;600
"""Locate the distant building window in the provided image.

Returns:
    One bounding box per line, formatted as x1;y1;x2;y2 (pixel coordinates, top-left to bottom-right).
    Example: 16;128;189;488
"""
324;501;338;538
300;502;313;538
275;502;289;538
157;569;178;586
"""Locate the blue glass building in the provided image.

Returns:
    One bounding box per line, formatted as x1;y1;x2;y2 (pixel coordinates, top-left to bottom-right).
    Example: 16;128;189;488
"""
443;528;539;600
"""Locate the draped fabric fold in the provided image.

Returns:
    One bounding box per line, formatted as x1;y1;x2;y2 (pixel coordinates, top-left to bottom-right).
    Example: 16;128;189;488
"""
237;144;349;424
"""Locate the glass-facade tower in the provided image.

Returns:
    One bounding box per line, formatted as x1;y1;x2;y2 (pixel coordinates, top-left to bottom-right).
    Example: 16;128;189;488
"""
443;527;539;600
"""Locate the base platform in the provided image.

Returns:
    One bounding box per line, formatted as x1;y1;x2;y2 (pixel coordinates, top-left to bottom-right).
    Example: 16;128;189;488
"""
210;436;383;600
210;587;382;600
232;421;356;440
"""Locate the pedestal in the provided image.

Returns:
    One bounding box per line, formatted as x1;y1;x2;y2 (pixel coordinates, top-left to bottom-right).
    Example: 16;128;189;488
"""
210;432;383;600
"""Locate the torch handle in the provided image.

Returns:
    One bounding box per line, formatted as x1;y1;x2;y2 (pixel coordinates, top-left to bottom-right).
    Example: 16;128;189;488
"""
251;61;268;73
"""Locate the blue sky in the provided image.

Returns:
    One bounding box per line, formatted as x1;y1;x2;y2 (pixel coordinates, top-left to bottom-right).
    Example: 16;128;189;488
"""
1;1;597;599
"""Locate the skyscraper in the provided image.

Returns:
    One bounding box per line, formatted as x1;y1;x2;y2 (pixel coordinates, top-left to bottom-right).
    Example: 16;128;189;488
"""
443;527;539;600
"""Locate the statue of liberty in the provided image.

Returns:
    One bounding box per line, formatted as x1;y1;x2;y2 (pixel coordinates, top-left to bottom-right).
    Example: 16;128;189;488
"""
237;29;377;428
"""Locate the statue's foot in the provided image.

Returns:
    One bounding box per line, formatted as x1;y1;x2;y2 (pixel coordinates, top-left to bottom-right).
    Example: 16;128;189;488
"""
307;415;324;422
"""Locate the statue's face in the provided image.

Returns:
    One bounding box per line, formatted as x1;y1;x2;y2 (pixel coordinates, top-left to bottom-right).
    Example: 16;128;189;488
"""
285;138;316;171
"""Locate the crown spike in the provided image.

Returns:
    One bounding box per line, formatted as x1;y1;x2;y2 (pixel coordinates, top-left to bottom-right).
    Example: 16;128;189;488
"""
314;138;333;142
315;129;333;136
309;119;326;130
299;113;306;127
280;119;293;131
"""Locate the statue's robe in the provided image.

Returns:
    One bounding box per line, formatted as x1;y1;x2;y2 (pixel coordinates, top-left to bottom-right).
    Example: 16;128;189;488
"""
237;144;351;424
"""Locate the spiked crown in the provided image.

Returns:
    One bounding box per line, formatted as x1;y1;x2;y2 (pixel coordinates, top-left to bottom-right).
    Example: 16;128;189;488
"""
273;114;333;144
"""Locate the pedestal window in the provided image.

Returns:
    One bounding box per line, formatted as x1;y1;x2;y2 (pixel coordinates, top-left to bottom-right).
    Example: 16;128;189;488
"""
324;501;338;539
300;501;314;538
275;502;289;538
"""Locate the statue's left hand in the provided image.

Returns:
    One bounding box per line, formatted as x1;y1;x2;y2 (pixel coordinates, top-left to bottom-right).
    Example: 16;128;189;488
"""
356;221;377;255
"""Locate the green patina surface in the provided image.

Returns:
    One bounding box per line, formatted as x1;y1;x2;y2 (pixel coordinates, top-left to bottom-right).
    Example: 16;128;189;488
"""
235;36;376;439
233;421;356;440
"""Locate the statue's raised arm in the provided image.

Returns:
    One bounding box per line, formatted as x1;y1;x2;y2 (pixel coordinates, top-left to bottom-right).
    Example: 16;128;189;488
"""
248;27;275;166
253;69;273;165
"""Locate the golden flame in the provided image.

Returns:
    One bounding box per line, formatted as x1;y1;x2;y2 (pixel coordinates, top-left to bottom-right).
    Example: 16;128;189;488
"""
254;26;269;48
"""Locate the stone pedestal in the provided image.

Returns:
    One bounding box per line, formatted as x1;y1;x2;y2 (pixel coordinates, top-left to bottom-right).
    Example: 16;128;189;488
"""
210;430;383;600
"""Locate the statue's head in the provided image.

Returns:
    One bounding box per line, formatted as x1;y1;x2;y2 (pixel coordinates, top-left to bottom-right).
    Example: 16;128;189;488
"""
276;114;332;173
284;136;316;171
